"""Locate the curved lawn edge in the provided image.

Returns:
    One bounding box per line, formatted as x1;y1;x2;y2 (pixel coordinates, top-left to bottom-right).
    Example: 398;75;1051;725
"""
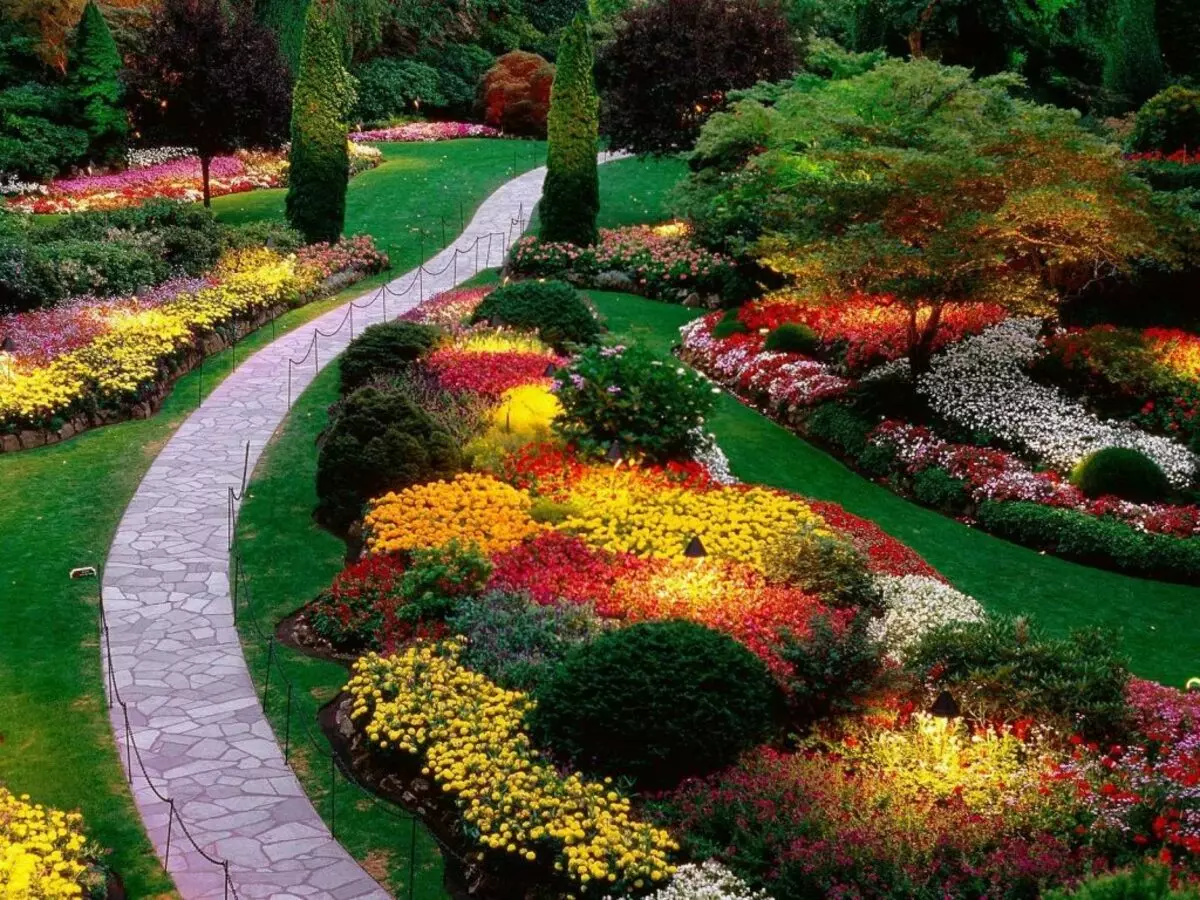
99;155;624;900
586;289;1200;688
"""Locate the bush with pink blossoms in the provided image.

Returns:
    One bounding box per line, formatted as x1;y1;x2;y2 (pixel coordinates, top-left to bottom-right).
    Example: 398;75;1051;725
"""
399;286;494;327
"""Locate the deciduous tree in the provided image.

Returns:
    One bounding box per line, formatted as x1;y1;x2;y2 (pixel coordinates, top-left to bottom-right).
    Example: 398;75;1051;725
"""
126;0;291;206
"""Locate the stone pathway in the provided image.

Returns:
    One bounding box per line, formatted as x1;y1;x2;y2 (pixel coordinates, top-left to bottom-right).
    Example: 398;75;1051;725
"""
102;155;623;900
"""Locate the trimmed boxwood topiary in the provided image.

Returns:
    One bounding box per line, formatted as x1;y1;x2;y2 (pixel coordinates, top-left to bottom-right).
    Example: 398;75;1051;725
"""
529;620;780;788
316;386;461;532
339;321;441;394
1070;446;1171;503
470;279;600;348
764;322;820;354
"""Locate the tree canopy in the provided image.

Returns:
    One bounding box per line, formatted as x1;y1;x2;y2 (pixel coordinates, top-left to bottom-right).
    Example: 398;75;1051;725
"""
681;58;1172;371
126;0;291;206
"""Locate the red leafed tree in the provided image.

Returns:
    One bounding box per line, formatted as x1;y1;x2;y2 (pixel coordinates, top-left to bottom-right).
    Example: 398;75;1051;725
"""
478;50;555;138
125;0;291;206
598;0;796;155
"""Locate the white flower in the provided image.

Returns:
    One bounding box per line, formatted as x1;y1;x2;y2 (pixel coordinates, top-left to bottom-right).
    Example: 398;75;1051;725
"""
606;861;773;900
919;319;1196;488
691;428;739;484
867;575;985;662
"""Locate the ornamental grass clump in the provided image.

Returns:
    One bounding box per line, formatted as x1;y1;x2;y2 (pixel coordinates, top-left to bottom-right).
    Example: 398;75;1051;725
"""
551;344;716;462
530;621;780;788
347;640;679;890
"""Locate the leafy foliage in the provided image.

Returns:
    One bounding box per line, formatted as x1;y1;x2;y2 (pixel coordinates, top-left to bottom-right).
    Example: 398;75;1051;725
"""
126;0;291;206
539;14;600;247
66;1;126;165
551;343;715;461
907;615;1131;740
353;57;444;123
777;613;881;722
315;385;461;531
470;279;600;348
682;59;1170;373
1070;447;1171;503
762;521;882;614
1100;0;1163;109
530;620;780;787
1132;86;1200;154
478;50;554;136
339;321;442;394
597;0;796;155
286;0;354;242
1045;866;1200;900
763;322;819;354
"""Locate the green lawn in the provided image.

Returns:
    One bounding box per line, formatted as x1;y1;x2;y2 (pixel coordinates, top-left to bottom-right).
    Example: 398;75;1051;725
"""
587;290;1200;688
0;139;545;897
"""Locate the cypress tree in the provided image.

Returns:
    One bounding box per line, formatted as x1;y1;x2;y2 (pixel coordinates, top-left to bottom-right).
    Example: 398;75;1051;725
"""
256;0;311;76
539;13;600;247
1103;0;1165;109
67;0;127;165
286;0;355;244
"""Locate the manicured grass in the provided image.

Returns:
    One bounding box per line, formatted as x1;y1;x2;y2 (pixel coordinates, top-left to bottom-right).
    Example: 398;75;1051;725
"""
0;139;545;896
524;154;689;234
587;290;1200;688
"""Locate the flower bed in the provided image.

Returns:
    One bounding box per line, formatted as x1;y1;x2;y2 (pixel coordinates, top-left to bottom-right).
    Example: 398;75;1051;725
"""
682;306;1200;579
508;225;737;303
6;144;380;214
0;786;104;897
349;122;502;142
0;237;387;448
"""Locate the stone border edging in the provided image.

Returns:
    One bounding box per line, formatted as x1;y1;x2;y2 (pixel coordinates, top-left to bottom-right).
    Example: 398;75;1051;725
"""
100;155;624;900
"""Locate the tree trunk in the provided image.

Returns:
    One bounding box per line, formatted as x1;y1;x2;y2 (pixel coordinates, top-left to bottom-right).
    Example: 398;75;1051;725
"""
201;155;212;208
907;301;945;377
908;0;942;58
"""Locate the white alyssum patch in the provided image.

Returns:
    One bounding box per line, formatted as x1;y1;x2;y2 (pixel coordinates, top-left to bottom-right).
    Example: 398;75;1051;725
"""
691;427;739;484
918;318;1196;487
868;575;985;662
125;146;196;169
0;175;46;196
607;861;773;900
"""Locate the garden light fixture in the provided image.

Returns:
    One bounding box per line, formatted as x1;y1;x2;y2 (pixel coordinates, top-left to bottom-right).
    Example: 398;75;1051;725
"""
929;690;961;720
606;441;623;463
684;535;707;559
544;362;558;378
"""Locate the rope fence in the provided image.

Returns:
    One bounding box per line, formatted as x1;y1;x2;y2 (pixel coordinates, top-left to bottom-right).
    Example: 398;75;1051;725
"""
97;173;537;898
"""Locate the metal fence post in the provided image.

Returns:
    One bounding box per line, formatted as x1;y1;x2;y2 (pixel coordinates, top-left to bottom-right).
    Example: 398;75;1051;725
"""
330;756;337;839
165;799;175;867
283;683;293;762
262;637;274;713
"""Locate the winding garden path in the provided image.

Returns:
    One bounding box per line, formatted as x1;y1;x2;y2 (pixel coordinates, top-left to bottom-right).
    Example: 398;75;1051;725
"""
100;155;622;900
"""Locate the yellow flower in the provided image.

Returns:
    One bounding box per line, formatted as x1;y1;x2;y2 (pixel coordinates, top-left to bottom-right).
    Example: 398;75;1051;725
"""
0;786;99;897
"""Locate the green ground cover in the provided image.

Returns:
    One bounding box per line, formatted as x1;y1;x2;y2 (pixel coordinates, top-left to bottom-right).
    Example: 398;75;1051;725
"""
587;290;1200;688
0;139;545;896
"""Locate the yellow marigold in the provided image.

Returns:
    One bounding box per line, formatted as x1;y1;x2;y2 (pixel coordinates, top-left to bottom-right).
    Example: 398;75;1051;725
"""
347;641;677;890
363;473;547;556
0;786;100;898
454;330;553;355
559;469;832;571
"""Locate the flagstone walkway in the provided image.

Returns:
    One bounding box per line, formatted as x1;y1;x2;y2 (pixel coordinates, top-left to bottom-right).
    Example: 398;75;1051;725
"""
101;155;623;899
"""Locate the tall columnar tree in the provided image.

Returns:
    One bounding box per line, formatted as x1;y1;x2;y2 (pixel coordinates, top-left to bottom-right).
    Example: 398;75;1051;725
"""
67;0;126;165
286;0;355;243
1102;0;1164;109
539;14;599;246
127;0;291;206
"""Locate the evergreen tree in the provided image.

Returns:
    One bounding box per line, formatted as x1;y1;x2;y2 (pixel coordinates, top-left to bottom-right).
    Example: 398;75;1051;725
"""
1102;0;1164;110
256;0;310;76
539;13;599;247
286;0;355;243
67;0;126;165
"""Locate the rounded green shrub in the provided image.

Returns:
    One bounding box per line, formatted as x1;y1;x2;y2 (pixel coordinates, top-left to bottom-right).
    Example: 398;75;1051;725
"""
1070;446;1171;503
470;279;600;348
1132;85;1200;153
764;322;820;354
711;307;749;339
316;386;461;531
912;466;969;512
353;58;446;124
339;321;441;394
530;620;779;787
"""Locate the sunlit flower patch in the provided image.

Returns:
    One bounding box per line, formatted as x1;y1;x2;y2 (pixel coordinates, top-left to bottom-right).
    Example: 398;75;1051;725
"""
509;226;736;300
0;786;102;897
349;122;502;142
399;286;494;327
347;640;679;891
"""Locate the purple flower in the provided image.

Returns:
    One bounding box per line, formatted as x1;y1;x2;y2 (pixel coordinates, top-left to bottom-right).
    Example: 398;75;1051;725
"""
606;385;622;394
